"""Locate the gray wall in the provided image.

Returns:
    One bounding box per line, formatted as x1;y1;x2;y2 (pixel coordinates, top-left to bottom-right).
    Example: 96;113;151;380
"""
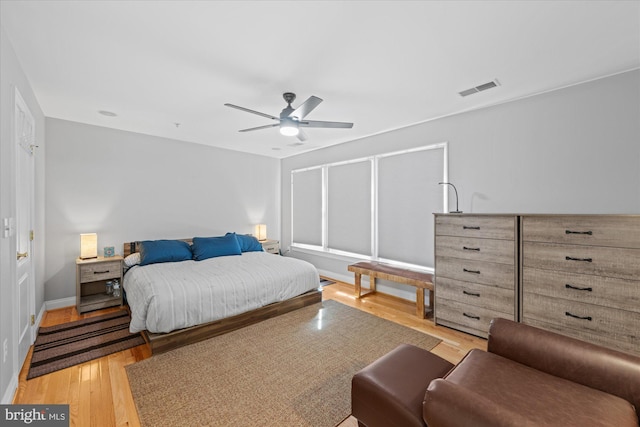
0;27;46;403
281;70;640;299
44;119;280;302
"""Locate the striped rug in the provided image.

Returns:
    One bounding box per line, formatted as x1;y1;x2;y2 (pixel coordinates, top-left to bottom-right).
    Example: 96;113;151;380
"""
27;309;145;379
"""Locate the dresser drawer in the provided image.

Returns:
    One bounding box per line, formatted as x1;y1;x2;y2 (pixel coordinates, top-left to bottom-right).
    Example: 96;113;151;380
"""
522;267;640;313
522;215;640;248
79;261;121;283
436;297;512;338
522;293;640;345
435;256;515;289
522;242;640;280
435;236;514;264
523;318;639;357
435;215;515;240
436;277;514;316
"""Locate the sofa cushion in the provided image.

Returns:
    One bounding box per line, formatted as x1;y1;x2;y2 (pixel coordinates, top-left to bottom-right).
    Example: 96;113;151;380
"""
424;379;539;427
425;349;638;427
487;317;640;413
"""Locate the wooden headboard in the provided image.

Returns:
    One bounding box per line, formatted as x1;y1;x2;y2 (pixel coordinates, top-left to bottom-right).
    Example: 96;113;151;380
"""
123;238;193;258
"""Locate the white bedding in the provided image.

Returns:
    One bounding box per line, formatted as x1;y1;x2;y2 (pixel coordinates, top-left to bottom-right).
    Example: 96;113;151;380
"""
123;252;320;333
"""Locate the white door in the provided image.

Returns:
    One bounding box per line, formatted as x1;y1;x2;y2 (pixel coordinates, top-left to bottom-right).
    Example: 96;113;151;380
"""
14;88;36;369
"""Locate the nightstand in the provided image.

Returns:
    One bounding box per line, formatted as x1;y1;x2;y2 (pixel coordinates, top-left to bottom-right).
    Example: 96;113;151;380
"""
76;255;123;313
261;239;280;255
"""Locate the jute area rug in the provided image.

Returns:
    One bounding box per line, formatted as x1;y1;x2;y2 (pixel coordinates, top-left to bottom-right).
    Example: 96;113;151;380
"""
126;300;441;427
28;309;145;379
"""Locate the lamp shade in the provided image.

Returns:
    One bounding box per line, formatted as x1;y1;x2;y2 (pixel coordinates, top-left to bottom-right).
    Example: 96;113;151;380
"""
254;224;267;241
80;233;98;259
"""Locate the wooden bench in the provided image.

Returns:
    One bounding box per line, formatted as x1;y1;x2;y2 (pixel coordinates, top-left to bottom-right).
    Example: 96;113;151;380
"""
347;261;434;319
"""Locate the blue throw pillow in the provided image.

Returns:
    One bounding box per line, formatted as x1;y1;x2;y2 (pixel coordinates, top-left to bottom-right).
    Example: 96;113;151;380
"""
192;234;242;261
226;232;264;252
139;240;192;266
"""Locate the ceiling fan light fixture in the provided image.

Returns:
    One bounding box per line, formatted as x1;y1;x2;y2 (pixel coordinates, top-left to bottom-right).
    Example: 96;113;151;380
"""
280;118;299;136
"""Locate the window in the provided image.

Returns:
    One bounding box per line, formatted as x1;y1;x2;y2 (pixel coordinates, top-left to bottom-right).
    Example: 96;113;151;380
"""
291;167;323;247
377;147;445;267
327;159;373;256
291;142;447;269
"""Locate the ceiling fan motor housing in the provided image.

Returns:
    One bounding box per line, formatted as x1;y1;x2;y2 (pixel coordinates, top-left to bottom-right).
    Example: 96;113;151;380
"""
281;93;297;119
283;92;296;105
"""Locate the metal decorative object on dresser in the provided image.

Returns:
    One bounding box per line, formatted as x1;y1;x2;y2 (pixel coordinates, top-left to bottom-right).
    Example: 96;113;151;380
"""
434;214;518;338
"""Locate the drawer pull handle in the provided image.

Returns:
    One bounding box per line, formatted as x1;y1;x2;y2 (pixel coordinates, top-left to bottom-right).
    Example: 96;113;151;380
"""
565;284;593;292
565;311;592;321
463;246;480;251
463;268;481;274
463;290;480;297
463;312;480;320
565;256;592;262
93;270;110;274
463;226;480;230
565;230;593;235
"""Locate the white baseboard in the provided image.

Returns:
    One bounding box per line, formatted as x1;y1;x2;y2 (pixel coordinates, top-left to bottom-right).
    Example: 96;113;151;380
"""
35;303;45;328
45;297;75;311
1;373;18;404
317;269;354;285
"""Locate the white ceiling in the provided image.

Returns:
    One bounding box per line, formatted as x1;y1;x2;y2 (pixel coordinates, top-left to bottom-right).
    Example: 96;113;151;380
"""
2;1;639;159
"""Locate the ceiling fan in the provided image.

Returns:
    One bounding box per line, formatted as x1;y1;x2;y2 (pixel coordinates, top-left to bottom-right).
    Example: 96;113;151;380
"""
224;92;353;142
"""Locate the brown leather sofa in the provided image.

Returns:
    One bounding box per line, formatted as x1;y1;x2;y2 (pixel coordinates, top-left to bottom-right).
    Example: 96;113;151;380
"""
352;318;640;427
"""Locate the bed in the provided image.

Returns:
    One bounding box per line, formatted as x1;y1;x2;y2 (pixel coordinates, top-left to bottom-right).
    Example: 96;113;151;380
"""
122;236;321;353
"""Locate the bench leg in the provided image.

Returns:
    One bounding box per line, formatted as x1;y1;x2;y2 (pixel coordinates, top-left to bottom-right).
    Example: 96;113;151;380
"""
416;288;426;319
370;276;376;293
354;273;362;298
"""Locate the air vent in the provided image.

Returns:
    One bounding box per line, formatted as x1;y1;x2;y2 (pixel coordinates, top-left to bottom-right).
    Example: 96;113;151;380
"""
458;79;500;97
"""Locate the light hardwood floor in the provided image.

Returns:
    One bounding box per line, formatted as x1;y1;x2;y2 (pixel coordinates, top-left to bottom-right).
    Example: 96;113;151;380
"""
13;279;486;427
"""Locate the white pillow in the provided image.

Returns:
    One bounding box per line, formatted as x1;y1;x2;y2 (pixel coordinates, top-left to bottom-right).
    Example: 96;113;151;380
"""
124;252;141;267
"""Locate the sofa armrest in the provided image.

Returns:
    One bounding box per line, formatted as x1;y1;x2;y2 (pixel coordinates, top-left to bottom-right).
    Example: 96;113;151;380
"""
423;379;537;427
487;318;640;414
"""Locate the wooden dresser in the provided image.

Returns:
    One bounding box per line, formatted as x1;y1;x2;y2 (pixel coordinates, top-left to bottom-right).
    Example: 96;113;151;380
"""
520;215;640;356
434;214;518;338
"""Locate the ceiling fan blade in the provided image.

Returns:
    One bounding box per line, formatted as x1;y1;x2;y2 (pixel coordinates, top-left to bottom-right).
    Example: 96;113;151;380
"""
289;96;323;120
224;103;279;121
297;129;308;142
299;120;353;129
238;123;279;132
